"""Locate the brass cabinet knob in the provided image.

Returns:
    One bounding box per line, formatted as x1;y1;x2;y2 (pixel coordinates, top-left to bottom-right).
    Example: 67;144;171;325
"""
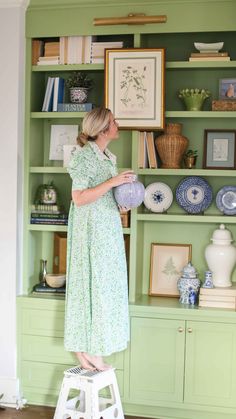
178;327;184;333
187;328;193;333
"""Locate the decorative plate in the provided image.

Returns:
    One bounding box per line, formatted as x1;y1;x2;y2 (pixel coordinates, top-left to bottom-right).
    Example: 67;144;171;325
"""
194;42;224;52
144;182;173;213
216;186;236;215
176;176;213;214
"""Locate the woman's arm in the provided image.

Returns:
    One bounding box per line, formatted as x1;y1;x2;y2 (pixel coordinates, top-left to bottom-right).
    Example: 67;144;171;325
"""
72;170;135;207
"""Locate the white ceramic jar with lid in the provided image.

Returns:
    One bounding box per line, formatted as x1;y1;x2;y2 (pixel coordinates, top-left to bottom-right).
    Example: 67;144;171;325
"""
205;224;236;287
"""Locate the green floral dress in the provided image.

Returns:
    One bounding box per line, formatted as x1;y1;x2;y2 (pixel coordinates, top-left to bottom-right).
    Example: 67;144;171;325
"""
64;141;130;356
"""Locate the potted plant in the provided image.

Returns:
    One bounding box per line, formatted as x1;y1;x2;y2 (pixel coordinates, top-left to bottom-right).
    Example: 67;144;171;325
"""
183;149;198;169
65;72;93;104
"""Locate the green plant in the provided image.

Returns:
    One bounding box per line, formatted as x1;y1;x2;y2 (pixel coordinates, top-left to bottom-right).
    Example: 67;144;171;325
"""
65;72;93;89
184;149;198;158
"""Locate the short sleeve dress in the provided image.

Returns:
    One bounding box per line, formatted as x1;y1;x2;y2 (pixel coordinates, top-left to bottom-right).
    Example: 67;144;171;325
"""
64;141;130;356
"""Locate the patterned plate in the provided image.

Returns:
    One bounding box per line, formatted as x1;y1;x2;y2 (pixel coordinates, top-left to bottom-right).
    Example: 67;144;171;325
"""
144;182;173;213
176;176;213;214
216;186;236;215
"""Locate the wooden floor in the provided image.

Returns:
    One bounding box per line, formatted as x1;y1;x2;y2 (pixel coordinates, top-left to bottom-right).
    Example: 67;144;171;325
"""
0;405;151;419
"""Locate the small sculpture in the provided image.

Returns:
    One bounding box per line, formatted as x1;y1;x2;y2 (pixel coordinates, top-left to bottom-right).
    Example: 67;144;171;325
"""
202;270;214;288
177;262;200;305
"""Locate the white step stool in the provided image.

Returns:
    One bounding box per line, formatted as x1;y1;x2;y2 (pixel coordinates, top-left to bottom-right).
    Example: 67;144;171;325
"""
53;366;124;419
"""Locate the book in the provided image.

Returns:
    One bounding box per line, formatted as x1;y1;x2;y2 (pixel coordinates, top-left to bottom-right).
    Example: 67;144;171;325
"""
52;77;65;111
32;39;44;65
57;102;93;112
44;41;60;56
42;77;55;111
32;283;66;294
199;295;236;303
189;56;230;61
38;58;60;65
138;131;148;169
31;204;61;213
199;300;235;309
146;131;158;168
200;285;236;296
49;125;79;160
31;212;68;219
190;52;228;57
30;219;68;225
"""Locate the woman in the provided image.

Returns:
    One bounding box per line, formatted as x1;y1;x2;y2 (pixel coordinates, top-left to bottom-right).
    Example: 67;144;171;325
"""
64;107;134;371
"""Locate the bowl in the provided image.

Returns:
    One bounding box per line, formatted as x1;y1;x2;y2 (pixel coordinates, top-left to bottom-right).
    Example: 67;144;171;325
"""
45;273;66;288
194;42;224;52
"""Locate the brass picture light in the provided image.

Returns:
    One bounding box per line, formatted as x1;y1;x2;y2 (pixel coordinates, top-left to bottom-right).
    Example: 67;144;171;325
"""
93;13;167;26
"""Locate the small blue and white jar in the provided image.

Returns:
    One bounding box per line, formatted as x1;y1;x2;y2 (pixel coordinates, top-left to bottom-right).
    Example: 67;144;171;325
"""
177;262;200;305
202;270;214;288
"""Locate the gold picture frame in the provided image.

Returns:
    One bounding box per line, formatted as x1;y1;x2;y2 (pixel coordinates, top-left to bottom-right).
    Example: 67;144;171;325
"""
149;243;192;297
104;48;165;130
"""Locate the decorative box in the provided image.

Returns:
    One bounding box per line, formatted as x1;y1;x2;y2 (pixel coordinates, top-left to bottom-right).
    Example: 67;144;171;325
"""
53;232;67;274
212;100;236;111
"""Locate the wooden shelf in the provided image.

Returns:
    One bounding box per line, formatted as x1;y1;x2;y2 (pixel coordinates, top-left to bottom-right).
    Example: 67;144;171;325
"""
137;168;236;176
31;112;86;118
165;111;236;118
136;213;236;223
28;224;131;234
32;64;104;71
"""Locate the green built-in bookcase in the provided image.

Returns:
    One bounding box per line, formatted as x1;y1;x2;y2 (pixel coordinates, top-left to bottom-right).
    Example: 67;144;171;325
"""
17;1;236;418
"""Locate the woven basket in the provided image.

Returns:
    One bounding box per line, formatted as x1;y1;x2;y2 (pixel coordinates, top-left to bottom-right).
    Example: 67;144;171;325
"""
155;123;189;169
212;100;236;111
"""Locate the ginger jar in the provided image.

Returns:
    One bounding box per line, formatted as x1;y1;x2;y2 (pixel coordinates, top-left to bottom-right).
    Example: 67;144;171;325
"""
205;224;236;287
177;262;200;305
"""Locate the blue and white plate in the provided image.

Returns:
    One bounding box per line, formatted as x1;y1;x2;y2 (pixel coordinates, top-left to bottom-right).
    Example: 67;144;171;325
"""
176;176;213;214
144;182;173;213
216;186;236;215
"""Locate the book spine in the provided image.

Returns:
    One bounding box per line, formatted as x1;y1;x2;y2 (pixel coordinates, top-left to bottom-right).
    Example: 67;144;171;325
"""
31;213;68;219
57;103;93;112
30;219;68;225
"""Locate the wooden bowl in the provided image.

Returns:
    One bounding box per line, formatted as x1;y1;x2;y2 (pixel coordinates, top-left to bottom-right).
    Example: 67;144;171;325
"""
45;273;66;288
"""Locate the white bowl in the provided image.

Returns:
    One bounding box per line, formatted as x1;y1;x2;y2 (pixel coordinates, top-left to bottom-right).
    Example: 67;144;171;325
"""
194;42;224;52
46;273;66;288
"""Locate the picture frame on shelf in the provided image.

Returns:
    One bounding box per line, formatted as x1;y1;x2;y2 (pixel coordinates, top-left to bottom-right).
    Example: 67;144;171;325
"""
104;48;165;130
149;243;192;297
219;78;236;100
49;125;79;160
203;129;236;169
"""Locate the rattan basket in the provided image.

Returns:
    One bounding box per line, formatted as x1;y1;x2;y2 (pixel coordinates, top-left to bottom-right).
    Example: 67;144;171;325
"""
212;100;236;111
155;123;189;169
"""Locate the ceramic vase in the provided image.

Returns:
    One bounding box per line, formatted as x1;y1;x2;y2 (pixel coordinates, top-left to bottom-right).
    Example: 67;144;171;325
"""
177;262;200;305
114;176;145;209
205;224;236;287
70;87;89;103
155;123;189;169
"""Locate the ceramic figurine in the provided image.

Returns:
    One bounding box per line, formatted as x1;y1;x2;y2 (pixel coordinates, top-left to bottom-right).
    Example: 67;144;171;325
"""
205;224;236;287
202;270;214;288
177;262;200;305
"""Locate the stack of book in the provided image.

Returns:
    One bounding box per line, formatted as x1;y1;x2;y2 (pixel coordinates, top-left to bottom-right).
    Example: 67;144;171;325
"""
32;282;66;296
91;41;123;63
37;41;60;65
199;286;236;310
42;76;65;112
189;52;230;62
138;131;158;169
30;204;68;226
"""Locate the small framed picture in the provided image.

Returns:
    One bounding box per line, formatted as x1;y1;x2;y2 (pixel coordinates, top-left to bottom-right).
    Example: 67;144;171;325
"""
104;48;165;130
149;243;192;297
49;125;79;160
63;144;81;167
219;78;236;100
203;129;236;169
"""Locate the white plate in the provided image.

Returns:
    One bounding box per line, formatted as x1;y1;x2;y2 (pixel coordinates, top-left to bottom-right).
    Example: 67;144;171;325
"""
194;42;224;52
144;182;173;213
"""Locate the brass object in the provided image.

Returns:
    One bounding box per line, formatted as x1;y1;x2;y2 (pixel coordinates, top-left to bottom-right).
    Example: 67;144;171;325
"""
184;156;197;169
178;327;184;333
93;13;167;26
187;328;193;333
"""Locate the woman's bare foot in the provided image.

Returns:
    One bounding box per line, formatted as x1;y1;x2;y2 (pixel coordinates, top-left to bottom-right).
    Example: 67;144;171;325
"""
82;353;112;371
75;352;95;370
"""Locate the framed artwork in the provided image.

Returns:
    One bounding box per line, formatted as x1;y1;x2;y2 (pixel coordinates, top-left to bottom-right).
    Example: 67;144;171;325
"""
104;48;165;130
63;144;81;167
203;129;236;169
49;125;79;160
149;243;192;297
219;78;236;100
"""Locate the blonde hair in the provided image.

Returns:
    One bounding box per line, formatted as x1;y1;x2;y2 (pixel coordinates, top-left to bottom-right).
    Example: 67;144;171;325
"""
77;107;112;146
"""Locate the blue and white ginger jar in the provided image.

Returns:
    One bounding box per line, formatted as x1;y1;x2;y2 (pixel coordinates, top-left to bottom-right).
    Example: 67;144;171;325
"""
177;262;200;305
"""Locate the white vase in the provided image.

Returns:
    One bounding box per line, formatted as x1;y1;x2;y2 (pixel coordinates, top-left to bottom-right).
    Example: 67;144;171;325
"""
205;224;236;287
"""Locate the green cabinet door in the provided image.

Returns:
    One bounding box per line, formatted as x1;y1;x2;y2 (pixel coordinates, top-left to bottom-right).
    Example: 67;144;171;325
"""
184;320;236;408
129;317;185;404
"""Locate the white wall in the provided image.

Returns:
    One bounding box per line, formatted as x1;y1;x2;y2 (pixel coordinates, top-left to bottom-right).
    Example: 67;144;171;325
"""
0;0;26;405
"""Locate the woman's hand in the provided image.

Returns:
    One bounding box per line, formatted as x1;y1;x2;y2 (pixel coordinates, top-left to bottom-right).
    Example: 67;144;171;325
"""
109;170;136;188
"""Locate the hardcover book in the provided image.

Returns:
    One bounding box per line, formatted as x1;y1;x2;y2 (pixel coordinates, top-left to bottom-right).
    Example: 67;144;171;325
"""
57;103;93;112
